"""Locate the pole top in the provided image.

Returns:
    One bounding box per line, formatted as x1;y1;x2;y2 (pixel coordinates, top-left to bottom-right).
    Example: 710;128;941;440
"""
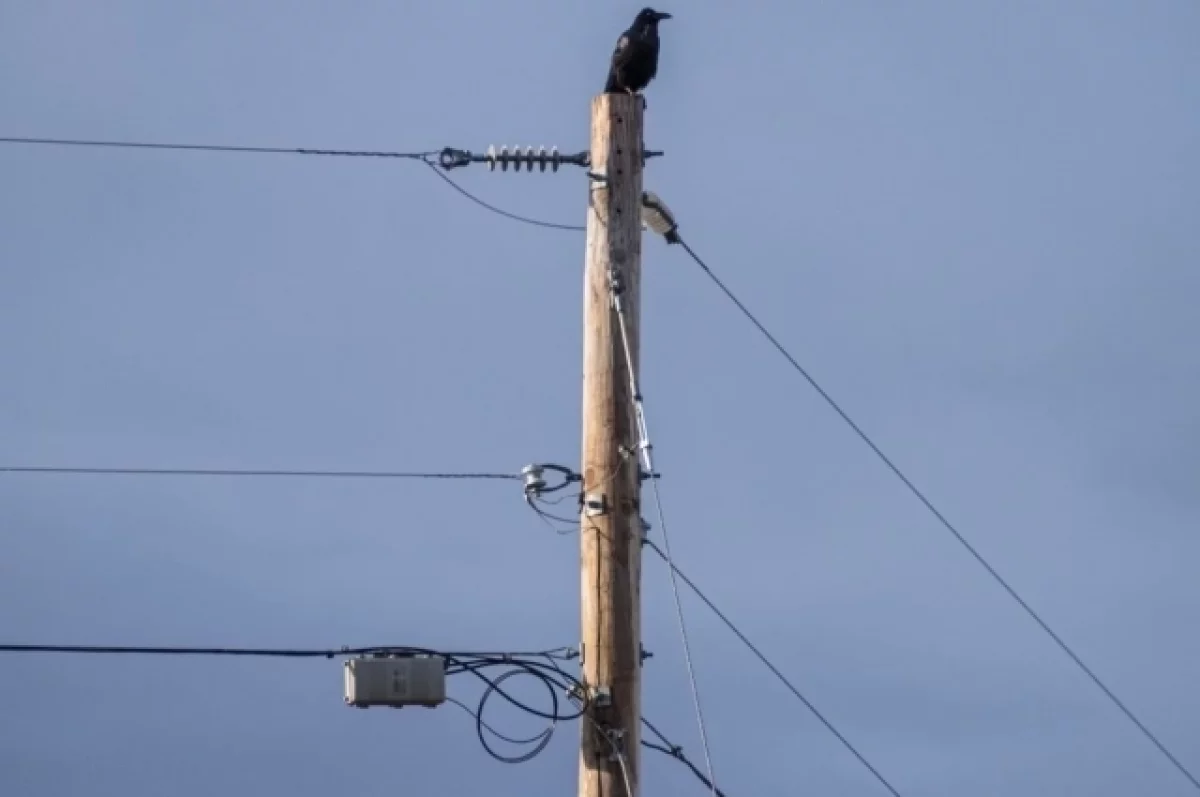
592;92;647;114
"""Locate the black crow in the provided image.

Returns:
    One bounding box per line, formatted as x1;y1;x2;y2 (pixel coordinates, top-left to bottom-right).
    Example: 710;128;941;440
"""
604;7;671;101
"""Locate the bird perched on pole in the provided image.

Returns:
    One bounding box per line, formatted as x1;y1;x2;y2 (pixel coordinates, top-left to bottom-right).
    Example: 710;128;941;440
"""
604;7;672;105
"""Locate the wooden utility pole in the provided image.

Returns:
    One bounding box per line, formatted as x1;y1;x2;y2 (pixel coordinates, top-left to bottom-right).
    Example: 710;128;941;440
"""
579;91;644;797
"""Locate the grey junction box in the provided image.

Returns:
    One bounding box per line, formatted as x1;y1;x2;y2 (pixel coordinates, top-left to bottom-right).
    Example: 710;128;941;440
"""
344;655;446;708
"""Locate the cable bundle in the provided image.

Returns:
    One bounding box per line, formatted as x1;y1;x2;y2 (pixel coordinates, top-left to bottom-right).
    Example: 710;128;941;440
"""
440;648;585;764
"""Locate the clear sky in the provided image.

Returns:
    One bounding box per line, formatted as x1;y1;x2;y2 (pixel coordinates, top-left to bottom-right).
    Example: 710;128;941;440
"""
2;1;1198;795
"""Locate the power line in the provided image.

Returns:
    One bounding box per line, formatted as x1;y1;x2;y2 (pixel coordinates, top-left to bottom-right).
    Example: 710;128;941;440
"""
0;465;519;481
0;643;574;659
0;135;435;160
421;160;586;232
0;643;370;657
670;236;1200;793
1;134;586;232
644;540;902;796
520;490;901;793
642;717;728;797
0;643;724;794
0;642;587;770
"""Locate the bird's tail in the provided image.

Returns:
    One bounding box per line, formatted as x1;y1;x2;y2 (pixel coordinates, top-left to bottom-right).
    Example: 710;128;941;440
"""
603;72;621;94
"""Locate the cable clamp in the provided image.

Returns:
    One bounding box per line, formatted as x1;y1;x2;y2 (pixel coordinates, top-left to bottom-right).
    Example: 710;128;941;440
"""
605;728;626;760
583;492;608;517
607;268;624;296
437;147;473;170
637;468;660;482
591;684;612;707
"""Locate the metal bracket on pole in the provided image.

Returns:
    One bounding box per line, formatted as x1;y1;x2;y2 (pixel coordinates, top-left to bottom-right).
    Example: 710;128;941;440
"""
583;493;608;517
591;685;612;708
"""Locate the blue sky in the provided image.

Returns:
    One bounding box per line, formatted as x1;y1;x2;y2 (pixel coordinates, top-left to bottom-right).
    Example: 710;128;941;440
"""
2;1;1198;794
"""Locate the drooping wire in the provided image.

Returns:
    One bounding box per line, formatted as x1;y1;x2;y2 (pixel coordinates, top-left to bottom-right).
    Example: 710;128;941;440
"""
446;695;550;746
444;654;586;725
608;273;719;797
0;135;436;160
448;670;558;764
525;492;579;534
441;653;588;764
420;159;586;232
0;466;520;481
670;235;1200;793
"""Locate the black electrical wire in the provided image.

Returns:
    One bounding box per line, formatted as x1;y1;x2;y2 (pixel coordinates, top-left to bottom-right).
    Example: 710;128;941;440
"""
0;643;575;660
670;234;1200;793
519;462;894;790
643;541;901;796
0;643;379;657
0;465;520;480
468;669;559;764
446;693;554;765
421;160;586;232
0;642;584;767
1;135;580;233
642;717;728;797
525;493;580;533
445;655;586;724
443;652;587;766
0;135;435;160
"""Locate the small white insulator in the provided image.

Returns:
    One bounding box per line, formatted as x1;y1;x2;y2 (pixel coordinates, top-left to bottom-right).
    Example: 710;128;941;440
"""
550;146;560;173
486;145;497;171
522;464;547;495
536;146;547;172
520;146;532;172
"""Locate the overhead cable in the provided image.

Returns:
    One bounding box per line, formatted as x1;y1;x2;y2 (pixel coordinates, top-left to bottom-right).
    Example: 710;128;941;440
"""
0;465;520;480
0;135;435;160
641;205;1199;792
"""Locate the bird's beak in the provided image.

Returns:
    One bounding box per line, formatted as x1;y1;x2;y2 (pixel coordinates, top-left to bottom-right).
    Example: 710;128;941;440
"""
655;11;672;20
